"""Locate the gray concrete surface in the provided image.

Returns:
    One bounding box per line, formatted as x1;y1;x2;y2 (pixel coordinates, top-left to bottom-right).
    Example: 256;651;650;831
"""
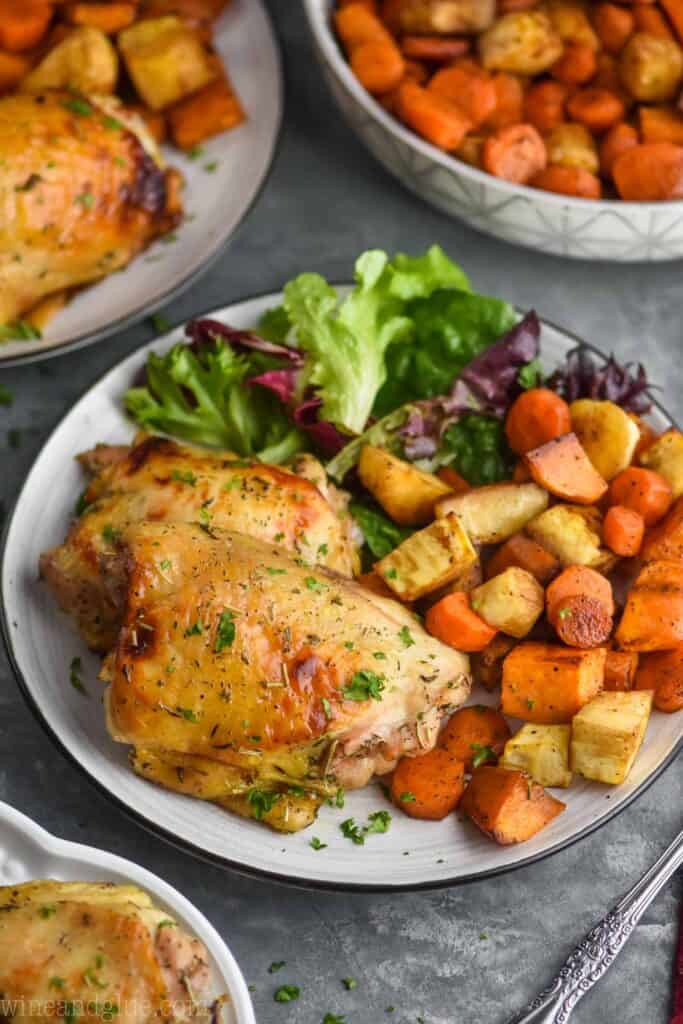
1;3;682;1021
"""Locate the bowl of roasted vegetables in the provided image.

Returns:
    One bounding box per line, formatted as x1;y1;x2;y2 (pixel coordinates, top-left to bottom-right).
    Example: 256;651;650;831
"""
304;0;683;260
0;0;282;365
4;245;682;890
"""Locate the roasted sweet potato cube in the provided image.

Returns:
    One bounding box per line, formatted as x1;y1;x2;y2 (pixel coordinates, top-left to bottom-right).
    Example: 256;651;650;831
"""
461;765;566;845
485;533;560;584
0;50;31;93
168;71;245;149
635;646;683;713
615;559;683;651
570;691;653;784
524;432;608;505
642;495;683;562
603;650;639;692
501;642;606;723
471;634;517;691
358;444;451;526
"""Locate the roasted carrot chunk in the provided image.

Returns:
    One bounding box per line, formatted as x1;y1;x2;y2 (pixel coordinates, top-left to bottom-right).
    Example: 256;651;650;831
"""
633;5;674;39
461;766;565;845
425;592;497;652
482;123;547;185
168;74;245;150
524;433;608;505
566;87;625;133
600;122;639;178
635;646;683;712
436;466;470;494
486;534;560;585
604;650;639;692
501;642;606;723
440;705;511;771
390;748;465;819
0;50;31;93
639;106;683;145
642;495;683;561
64;3;137;32
660;0;683;45
523;80;567;133
613;142;683;200
351;38;406;94
0;1;52;51
396;80;471;151
505;388;571;456
484;72;525;131
401;35;470;62
532;165;603;199
547;566;614;648
604;505;645;557
608;467;673;526
615;560;683;651
551;41;597;85
593;3;635;54
428;62;497;128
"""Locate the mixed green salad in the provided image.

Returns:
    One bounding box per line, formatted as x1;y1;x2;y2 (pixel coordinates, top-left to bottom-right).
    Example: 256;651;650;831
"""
126;245;650;557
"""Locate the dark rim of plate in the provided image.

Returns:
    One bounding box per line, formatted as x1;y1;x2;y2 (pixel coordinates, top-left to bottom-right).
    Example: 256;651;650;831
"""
0;1;284;370
1;299;681;892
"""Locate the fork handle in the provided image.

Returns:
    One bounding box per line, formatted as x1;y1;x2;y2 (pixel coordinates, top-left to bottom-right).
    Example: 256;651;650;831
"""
505;828;683;1024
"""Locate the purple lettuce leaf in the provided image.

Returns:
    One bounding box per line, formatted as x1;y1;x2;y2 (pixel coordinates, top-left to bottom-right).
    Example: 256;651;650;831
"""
293;398;350;456
546;346;653;414
185;319;303;364
247;368;299;404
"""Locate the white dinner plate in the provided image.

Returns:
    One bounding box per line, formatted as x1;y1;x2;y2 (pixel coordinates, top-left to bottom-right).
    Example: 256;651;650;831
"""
0;0;282;367
2;291;682;890
0;800;255;1023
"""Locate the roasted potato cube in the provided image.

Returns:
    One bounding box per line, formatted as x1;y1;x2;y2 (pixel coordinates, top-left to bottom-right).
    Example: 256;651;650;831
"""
546;0;599;49
359;445;451;526
569;399;640;481
470;567;544;638
502;642;606;724
461;766;566;845
619;33;683;102
436;482;548;544
570;690;653;784
397;0;496;35
546;123;599;174
471;634;517;691
375;512;476;601
501;724;572;788
118;15;216;110
21;26;118;94
639;430;683;498
479;11;564;76
526;504;608;569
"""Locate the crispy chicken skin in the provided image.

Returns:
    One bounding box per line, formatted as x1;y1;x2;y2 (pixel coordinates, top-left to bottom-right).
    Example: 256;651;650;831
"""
39;435;360;651
0;92;182;324
101;521;470;829
0;881;212;1024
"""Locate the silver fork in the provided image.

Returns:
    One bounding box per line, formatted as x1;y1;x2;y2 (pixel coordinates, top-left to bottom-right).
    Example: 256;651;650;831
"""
505;828;683;1024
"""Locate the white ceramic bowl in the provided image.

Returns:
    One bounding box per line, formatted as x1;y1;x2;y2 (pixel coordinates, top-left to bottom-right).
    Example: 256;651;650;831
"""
0;801;256;1024
303;0;683;262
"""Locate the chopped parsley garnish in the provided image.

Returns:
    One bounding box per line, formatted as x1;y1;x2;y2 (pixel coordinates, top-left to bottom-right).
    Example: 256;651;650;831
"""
84;967;106;990
171;469;197;485
204;160;219;173
317;543;329;557
198;503;213;530
63;97;93;116
323;1014;346;1023
159;559;171;571
471;743;496;769
335;788;345;808
399;791;416;803
321;697;333;721
384;567;398;580
526;698;535;711
184;621;203;637
39;904;56;918
518;358;544;390
157;919;176;929
150;313;171;334
187;145;204;160
342;977;357;990
75;192;95;210
268;961;286;973
480;930;489;940
102;115;123;131
267;566;287;576
373;651;387;660
558;607;572;620
0;320;41;343
0;384;13;405
340;810;391;845
310;836;327;850
399;626;415;648
101;524;120;545
273;985;299;1003
49;977;65;990
178;707;200;722
305;576;326;591
341;670;385;702
247;788;281;820
215;610;236;652
69;656;87;696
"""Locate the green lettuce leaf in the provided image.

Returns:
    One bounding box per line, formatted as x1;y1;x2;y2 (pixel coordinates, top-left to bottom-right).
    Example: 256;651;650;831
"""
283;245;469;435
439;414;514;485
125;341;304;462
349;502;413;563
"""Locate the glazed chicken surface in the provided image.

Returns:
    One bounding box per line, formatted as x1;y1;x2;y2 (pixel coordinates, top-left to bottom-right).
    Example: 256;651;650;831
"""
0;881;212;1024
101;521;470;830
40;434;360;652
0;92;182;324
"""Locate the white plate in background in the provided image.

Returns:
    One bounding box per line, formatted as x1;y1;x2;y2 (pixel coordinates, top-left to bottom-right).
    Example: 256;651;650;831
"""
0;0;282;367
0;800;255;1023
2;291;681;889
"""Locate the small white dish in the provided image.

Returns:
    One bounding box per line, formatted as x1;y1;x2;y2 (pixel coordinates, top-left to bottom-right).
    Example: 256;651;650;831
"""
0;800;255;1024
0;0;282;367
303;0;683;262
2;290;682;890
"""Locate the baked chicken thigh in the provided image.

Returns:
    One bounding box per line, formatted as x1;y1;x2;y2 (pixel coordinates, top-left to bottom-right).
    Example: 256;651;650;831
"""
40;434;359;651
101;521;470;830
0;881;214;1024
0;91;181;324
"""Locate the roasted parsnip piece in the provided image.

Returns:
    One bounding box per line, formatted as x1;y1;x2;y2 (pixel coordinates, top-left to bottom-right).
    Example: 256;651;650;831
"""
436;482;548;544
569;399;640;482
376;512;477;601
470;567;544;638
570;690;653;784
501;724;572;788
359;444;451;526
639;430;683;498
